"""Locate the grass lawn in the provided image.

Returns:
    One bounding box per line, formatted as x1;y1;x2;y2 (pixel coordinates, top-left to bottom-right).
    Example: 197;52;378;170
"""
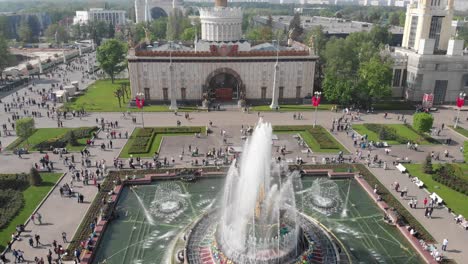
352;124;433;145
251;104;335;112
465;141;468;162
120;127;205;158
7;128;94;152
273;126;348;153
450;125;468;138
372;101;415;111
405;164;468;216
0;173;62;251
64;79;198;112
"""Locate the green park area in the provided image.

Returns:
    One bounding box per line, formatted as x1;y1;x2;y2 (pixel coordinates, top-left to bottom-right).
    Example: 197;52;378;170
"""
120;126;206;158
0;172;62;251
64;79;197;112
7;127;97;152
273;125;348;153
406;164;468;217
352;124;437;145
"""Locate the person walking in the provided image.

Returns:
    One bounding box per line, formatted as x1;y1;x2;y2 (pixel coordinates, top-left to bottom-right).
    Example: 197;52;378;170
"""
442;238;448;251
62;231;67;243
34;234;41;247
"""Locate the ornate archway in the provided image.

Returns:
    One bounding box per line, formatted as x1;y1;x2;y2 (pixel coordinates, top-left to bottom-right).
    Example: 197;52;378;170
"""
150;7;167;20
205;68;244;102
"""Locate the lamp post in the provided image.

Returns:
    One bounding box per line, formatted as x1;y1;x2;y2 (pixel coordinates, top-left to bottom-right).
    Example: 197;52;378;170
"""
313;91;322;128
269;40;280;110
454;92;466;128
136;92;145;128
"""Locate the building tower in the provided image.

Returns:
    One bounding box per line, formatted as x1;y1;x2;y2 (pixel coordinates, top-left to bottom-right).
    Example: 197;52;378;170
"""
402;0;454;52
199;0;243;42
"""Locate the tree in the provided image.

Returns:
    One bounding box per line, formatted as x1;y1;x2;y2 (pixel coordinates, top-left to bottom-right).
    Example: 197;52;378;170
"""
45;24;69;44
18;21;33;43
108;23;115;38
167;9;191;40
358;55;393;106
96;39;128;83
114;86;124;108
0;34;12;81
180;27;196;41
29;167;42;186
423;154;433;174
16;118;35;141
150;17;168;40
413;112;434;133
288;13;304;40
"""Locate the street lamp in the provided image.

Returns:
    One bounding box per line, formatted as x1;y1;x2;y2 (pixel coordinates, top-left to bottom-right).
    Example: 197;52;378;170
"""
313;91;322;128
136;92;145;128
454;92;466;128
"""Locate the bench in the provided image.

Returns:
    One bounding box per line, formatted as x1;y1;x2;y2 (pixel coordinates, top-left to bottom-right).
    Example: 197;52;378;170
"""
396;163;407;173
412;177;424;188
430;192;444;205
398;159;412;164
461;220;468;230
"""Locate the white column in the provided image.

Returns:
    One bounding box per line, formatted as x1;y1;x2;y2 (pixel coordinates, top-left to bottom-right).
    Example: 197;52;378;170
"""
38;58;43;74
169;63;178;110
63;50;66;63
270;62;280;109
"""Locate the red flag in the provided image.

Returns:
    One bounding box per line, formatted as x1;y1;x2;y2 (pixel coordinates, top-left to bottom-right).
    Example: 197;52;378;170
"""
457;97;465;108
138;98;144;109
135;97;140;108
312;96;321;107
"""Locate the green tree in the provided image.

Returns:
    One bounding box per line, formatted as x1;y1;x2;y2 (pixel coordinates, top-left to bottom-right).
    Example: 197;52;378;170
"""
413;112;434;133
29;167;42;186
44;24;69;44
108;23;115;38
150;17;168;40
96;39;128;83
18;21;33;43
167;9;191;40
15;117;35;140
288;13;303;40
423;154;433;174
358;55;393;106
71;24;82;40
0;34;12;81
180;27;196;41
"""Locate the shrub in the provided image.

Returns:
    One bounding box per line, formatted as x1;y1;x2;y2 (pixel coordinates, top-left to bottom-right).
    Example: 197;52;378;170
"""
307;127;339;149
136;128;154;137
15;118;35;139
0;189;24;230
0;174;29;191
413;112;434;133
423;154;433;174
29;168;42;186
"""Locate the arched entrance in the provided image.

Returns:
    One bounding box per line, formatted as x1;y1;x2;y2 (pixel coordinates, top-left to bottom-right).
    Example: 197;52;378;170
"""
150;7;167;20
205;68;244;102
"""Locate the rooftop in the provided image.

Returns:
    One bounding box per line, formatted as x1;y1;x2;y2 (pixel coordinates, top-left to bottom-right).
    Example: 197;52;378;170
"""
255;15;404;35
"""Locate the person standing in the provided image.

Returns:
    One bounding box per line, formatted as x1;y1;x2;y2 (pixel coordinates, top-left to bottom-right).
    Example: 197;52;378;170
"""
442;238;448;251
62;231;67;243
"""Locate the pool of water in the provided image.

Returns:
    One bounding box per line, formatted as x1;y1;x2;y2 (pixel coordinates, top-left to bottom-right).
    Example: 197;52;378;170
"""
93;177;423;264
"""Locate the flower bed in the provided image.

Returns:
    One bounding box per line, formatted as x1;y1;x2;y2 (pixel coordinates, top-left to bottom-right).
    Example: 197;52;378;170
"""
124;126;206;156
434;164;468;195
0;190;24;230
273;125;344;151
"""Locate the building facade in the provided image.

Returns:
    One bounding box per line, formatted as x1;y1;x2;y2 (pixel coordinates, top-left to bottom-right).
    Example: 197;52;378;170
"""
73;8;126;25
390;0;468;104
128;0;317;109
134;0;183;23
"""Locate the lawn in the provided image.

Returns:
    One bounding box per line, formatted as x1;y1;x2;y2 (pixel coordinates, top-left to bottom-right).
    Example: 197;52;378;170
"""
120;127;206;158
465;141;468;162
273;125;348;153
64;79;198;112
251;104;335;112
450;125;468;138
352;124;434;145
0;173;62;251
405;164;468;217
7;127;95;152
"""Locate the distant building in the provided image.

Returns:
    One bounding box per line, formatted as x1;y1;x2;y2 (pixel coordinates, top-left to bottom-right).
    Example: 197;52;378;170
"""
73;8;126;25
253;15;405;46
134;0;183;23
128;0;317;109
389;0;468;103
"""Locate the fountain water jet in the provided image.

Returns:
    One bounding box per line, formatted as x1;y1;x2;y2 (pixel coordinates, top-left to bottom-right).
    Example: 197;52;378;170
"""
130;187;156;226
184;120;343;263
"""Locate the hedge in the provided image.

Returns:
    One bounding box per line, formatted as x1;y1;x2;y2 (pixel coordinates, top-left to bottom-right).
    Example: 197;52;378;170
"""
364;124;408;144
0;190;24;230
0;174;29;191
126;127;205;155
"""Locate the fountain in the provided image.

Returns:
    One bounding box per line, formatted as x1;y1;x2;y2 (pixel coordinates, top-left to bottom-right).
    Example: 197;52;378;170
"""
184;120;344;263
